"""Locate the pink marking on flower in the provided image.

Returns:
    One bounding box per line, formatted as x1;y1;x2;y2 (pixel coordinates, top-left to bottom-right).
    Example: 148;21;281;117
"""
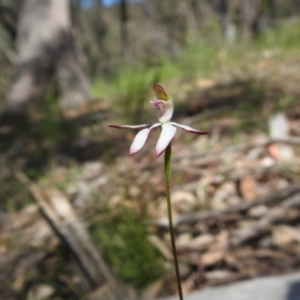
151;100;167;111
151;100;159;107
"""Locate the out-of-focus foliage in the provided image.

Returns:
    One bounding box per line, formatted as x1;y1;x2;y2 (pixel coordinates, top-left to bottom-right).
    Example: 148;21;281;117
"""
66;0;300;123
91;205;165;288
1;0;300;104
71;0;300;77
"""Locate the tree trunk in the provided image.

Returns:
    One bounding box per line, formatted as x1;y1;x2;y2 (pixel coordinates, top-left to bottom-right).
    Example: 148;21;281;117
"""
119;0;130;63
4;0;90;113
218;0;237;44
241;0;260;40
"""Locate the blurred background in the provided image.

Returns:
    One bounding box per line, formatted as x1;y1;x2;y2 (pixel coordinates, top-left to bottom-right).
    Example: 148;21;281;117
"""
1;0;300;299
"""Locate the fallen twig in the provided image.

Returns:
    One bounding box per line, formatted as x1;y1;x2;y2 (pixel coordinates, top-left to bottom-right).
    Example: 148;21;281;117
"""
154;184;300;228
229;193;300;248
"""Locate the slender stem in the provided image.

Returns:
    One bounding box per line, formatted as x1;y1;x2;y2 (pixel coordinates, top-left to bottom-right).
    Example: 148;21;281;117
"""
164;143;184;300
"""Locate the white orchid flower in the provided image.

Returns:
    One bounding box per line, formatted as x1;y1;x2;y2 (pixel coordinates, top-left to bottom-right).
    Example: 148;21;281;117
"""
109;83;209;157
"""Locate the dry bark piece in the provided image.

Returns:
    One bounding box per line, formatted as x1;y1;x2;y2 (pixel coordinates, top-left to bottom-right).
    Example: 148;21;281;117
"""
188;234;215;251
181;252;202;266
155;184;300;228
239;176;257;201
26;284;55;300
271;225;300;248
142;278;166;300
171;191;196;214
16;172;131;299
176;233;215;252
181;271;200;294
148;235;173;260
204;270;243;285
201;250;225;267
230;193;300;248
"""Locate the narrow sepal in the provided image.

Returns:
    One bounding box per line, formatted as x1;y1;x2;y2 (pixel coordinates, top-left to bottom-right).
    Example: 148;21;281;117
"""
170;122;209;135
108;124;149;129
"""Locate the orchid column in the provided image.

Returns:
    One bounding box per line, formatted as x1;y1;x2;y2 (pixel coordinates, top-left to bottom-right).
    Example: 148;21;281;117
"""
109;84;208;299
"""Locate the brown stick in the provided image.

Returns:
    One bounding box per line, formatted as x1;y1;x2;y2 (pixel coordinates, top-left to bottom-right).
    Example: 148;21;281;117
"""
230;193;300;248
154;184;300;228
125;136;300;173
16;172;130;299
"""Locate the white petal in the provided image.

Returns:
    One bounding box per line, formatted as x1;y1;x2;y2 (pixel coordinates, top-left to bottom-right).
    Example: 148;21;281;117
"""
156;123;177;157
129;123;160;155
157;100;174;123
170;122;209;135
108;124;149;129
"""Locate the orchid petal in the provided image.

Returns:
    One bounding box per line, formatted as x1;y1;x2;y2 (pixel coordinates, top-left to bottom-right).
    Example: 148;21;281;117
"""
129;123;160;155
156;123;177;157
108;124;149;130
170;122;209;135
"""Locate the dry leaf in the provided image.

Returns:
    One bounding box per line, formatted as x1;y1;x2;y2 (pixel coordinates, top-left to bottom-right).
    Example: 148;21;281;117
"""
240;176;257;201
201;250;225;267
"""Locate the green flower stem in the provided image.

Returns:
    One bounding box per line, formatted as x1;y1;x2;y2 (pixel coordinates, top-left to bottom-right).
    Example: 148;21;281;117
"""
164;143;184;300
